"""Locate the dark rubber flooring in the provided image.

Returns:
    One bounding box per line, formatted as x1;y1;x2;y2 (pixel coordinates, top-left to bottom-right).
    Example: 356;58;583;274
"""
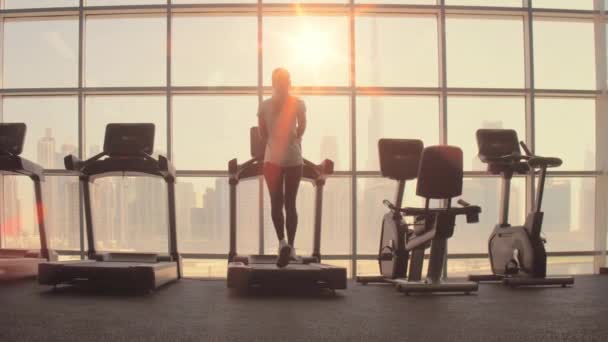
1;275;607;342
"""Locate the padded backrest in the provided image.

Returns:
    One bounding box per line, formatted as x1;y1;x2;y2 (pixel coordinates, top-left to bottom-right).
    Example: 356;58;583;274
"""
103;123;155;157
476;129;521;163
0;123;26;156
378;139;423;181
250;126;266;160
416;145;463;199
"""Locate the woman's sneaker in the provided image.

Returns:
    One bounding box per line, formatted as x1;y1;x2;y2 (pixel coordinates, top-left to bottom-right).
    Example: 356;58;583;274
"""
276;240;291;268
290;247;298;261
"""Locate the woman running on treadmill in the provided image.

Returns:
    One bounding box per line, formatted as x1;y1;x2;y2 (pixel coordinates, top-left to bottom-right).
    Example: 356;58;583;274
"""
258;68;307;268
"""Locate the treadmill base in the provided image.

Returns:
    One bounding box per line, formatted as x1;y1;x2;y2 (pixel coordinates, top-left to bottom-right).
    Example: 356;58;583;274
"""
0;257;45;280
394;279;478;294
227;258;347;291
38;260;179;292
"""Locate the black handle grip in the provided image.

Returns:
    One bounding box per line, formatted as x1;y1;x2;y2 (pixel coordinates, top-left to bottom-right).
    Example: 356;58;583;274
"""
520;141;533;156
457;199;470;207
383;199;396;211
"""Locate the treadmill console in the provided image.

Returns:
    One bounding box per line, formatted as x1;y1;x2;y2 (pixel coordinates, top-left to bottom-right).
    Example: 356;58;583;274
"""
103;123;155;157
0;123;26;156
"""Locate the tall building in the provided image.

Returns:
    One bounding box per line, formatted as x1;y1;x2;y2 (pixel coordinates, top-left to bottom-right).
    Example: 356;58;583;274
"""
50;144;80;249
176;181;196;243
543;178;571;235
0;176;22;243
37;128;55;168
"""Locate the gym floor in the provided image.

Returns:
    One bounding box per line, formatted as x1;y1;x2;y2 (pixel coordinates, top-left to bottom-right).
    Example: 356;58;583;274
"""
1;276;607;342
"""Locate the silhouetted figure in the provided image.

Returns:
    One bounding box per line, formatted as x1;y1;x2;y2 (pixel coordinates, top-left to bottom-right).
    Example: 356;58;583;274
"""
257;68;307;268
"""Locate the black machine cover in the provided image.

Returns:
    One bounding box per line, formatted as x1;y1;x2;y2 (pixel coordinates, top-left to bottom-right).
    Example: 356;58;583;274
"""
416;145;463;200
104;123;155;157
0;123;26;156
378;139;423;181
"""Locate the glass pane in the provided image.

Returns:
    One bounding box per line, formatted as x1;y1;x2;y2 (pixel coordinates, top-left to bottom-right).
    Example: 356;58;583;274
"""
85;15;166;87
45;176;81;250
3;18;78;88
1;176;40;249
264;177;351;255
533;0;594;10
356;96;439;171
355;0;435;3
447;96;526;171
533;20;596;90
297;96;350;170
86;0;165;5
182;259;227;278
91;176;168;253
3;1;77;9
173;0;254;3
85;96;167;157
172;16;257;86
1;176;80;251
535;98;595;171
446;17;525;88
2;96;78;169
446;0;521;6
176;177;258;255
173;96;258;170
265;0;347;3
263;16;349;86
451;177;526;253
543;178;595;252
355;16;438;87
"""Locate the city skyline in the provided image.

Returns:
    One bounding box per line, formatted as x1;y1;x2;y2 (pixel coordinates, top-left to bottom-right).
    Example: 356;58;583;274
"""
0;114;596;255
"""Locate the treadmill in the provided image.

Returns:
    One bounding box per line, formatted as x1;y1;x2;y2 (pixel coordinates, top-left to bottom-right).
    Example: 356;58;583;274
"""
226;127;347;291
0;123;56;280
38;123;182;291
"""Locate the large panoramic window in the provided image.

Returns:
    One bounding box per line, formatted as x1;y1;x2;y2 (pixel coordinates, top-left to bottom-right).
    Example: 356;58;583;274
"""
355;16;438;87
3;18;78;88
263;16;349;86
85;15;166;87
172;16;257;86
448;96;526;171
533;19;596;90
0;2;604;277
172;96;258;170
446;16;525;88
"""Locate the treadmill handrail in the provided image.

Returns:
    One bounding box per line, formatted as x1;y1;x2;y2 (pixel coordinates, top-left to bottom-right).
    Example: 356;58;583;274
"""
65;151;176;182
228;155;334;262
0;154;51;260
229;156;334;183
0;155;44;181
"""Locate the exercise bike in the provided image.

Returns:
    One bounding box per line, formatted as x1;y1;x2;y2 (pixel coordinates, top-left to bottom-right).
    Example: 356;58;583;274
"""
357;139;481;294
356;139;423;284
468;129;574;287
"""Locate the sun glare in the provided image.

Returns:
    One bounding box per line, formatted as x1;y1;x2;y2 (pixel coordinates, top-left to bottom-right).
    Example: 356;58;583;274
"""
287;28;333;69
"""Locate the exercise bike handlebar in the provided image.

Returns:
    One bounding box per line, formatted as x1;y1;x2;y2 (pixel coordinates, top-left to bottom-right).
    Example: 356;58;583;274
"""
383;199;481;223
519;141;563;169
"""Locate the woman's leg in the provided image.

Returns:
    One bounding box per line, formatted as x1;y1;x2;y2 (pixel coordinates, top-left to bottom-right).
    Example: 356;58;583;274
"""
284;165;303;246
263;163;286;241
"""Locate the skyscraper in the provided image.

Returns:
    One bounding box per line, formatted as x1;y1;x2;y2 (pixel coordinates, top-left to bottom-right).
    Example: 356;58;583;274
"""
37;128;56;168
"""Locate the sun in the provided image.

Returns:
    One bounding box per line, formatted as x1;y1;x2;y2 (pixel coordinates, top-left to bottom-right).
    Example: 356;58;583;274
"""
287;28;332;69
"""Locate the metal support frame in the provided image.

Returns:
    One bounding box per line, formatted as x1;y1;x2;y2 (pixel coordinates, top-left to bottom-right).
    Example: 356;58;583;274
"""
0;0;604;277
594;0;607;271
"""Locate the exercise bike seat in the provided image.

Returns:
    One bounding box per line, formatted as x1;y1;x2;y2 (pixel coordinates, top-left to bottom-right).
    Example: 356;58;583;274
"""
528;156;562;169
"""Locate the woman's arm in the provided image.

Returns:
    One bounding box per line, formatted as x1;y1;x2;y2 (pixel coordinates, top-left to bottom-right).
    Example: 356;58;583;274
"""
296;101;307;139
258;104;268;141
